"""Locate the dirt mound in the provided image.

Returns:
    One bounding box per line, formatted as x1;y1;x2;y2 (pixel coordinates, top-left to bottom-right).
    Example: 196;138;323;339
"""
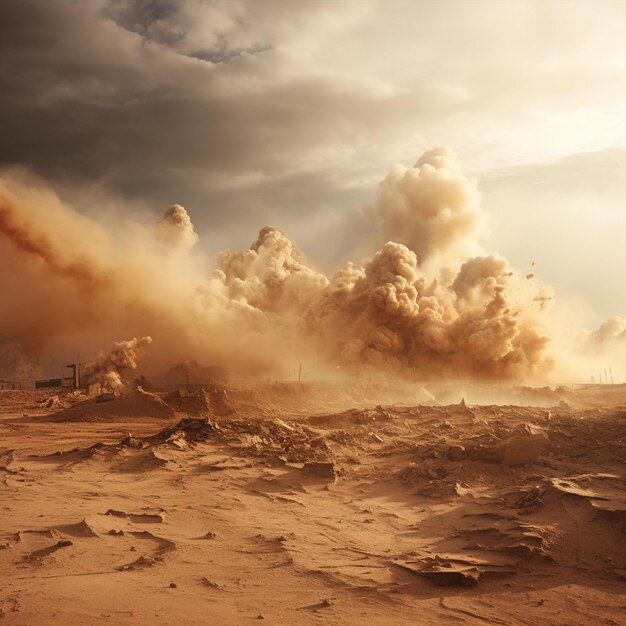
164;388;235;417
0;389;48;415
123;415;331;464
48;389;177;422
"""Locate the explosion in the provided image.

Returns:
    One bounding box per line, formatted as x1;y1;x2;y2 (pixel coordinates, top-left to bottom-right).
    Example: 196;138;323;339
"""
81;336;153;392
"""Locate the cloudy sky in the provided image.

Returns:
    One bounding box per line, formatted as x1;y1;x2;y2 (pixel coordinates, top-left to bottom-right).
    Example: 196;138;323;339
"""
1;0;624;325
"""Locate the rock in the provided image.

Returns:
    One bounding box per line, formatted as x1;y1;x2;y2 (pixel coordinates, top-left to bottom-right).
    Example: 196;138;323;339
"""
116;555;156;571
301;462;336;481
41;395;67;409
490;432;549;466
395;560;480;587
200;531;218;539
95;393;117;403
447;445;466;461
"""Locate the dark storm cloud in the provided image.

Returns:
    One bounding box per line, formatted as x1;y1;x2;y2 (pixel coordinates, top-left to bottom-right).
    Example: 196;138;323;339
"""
0;0;430;238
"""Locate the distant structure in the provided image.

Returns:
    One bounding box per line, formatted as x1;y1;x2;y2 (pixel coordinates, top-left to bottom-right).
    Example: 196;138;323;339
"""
0;378;25;390
164;361;228;391
35;361;82;390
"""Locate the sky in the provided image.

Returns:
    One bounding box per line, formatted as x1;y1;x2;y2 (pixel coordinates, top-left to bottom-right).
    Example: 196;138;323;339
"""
0;0;625;327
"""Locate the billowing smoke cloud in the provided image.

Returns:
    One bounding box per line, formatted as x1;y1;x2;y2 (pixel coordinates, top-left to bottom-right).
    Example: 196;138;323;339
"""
0;176;109;287
370;147;482;266
215;226;328;313
0;174;215;388
0;148;559;383
0;175;113;377
81;336;152;392
156;204;199;251
307;243;546;379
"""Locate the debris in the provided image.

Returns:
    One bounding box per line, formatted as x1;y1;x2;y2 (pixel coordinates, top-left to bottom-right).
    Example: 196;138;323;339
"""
40;395;67;409
25;540;73;561
116;555;157;571
199;531;218;540
447;445;466;461
95;393;117;403
301;462;337;481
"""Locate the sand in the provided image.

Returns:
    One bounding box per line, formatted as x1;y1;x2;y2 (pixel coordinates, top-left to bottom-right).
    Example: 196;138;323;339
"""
48;389;177;422
0;385;624;624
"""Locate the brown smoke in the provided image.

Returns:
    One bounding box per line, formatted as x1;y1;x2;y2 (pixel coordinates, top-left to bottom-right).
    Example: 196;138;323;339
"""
0;149;560;382
0;341;35;380
0;174;201;377
0;176;115;374
0;178;108;287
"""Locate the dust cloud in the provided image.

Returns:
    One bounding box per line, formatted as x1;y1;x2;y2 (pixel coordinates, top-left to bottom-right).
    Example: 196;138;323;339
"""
0;148;615;383
81;336;153;392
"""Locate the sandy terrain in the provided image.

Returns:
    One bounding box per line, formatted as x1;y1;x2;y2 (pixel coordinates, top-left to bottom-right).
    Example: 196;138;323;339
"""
0;385;624;625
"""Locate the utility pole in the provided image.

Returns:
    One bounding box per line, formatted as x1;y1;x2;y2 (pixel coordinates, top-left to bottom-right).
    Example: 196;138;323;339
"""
298;362;302;385
604;368;609;385
75;353;80;389
609;367;614;385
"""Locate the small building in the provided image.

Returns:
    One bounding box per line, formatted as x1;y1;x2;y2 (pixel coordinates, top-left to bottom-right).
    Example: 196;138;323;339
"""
164;361;228;391
35;362;82;391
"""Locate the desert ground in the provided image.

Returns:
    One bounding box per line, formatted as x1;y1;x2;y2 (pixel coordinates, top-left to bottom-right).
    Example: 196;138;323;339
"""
0;383;624;625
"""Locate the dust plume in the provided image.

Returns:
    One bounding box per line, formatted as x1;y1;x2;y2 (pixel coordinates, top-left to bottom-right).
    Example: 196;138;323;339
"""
0;147;604;383
0;177;109;287
306;244;548;380
81;336;153;392
156;204;199;251
370;147;482;266
586;317;626;350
